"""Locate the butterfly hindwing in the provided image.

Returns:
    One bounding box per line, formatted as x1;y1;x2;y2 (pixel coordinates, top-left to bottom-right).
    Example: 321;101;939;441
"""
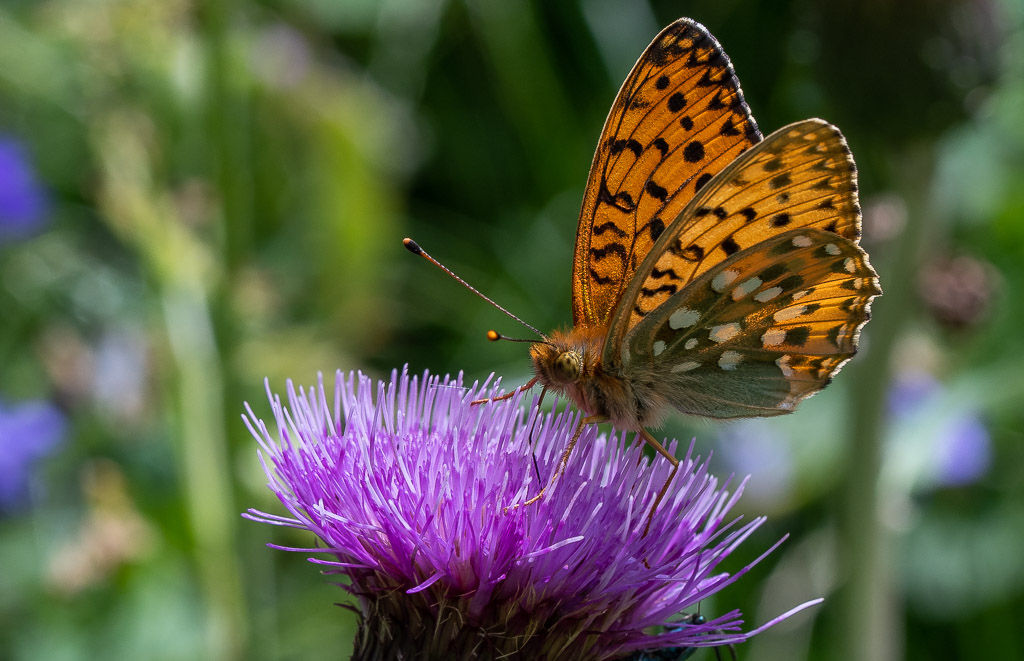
572;18;762;329
616;228;880;418
602;118;866;360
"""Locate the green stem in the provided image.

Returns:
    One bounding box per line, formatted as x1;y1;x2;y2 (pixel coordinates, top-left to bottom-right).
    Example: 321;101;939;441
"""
838;144;934;661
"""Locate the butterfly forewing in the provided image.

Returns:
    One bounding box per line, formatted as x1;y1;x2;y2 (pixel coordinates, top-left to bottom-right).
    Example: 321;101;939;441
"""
572;18;762;328
617;228;880;418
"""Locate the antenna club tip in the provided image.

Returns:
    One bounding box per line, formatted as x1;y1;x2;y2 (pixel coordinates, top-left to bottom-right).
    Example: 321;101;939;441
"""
402;238;422;254
486;330;500;342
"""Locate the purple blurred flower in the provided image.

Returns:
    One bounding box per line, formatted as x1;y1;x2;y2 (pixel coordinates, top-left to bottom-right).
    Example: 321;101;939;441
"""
887;372;991;487
244;368;820;659
934;412;991;486
887;372;940;416
0;399;67;510
0;136;50;242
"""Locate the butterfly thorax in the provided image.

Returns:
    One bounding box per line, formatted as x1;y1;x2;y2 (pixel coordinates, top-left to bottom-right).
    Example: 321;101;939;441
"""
530;325;669;430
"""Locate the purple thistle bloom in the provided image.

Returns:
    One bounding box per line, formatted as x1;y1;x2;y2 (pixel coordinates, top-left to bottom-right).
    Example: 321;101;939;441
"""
244;368;820;660
0;136;50;242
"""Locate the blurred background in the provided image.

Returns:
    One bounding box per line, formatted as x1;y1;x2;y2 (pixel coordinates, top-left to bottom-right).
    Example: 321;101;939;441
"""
1;0;1022;659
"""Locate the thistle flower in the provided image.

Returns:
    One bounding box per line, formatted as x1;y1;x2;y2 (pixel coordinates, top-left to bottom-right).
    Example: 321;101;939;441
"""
244;368;820;660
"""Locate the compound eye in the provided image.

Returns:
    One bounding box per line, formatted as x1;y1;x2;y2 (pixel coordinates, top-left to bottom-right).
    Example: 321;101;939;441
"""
553;351;582;382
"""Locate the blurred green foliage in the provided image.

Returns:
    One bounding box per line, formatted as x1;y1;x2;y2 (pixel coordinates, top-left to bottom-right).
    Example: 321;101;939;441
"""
1;0;1022;660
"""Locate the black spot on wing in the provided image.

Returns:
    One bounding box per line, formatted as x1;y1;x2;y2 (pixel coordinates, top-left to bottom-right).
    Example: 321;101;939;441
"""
830;258;851;274
757;263;788;282
590;242;628;261
589;267;614;285
597;182;636;212
647;217;665;241
823;325;839;349
593;221;627;237
778;274;805;290
650;266;680;279
640;283;679;298
784;326;811;347
721;236;740;256
610;139;643;157
683;140;705;163
669;241;704;262
645;181;668;201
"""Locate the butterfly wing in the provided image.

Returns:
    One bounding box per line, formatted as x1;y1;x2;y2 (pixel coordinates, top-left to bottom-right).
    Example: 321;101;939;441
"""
604;119;868;360
619;228;880;418
602;119;879;418
572;18;761;328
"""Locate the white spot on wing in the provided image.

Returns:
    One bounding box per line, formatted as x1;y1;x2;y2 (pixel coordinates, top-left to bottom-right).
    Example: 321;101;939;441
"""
774;306;806;322
844;257;856;273
712;269;740;293
754;286;783;302
731;277;762;301
719;351;743;370
762;328;786;347
669;307;700;329
684;338;698;350
653;340;667;356
792;235;812;248
709;322;741;343
826;243;841;255
791;289;810;301
777;355;794;377
672;361;701;373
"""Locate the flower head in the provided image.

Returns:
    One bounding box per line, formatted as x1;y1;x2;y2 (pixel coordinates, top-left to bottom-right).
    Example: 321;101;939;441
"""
245;368;819;660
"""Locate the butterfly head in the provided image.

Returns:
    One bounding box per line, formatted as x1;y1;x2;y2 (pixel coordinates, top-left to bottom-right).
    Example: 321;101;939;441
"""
528;325;609;405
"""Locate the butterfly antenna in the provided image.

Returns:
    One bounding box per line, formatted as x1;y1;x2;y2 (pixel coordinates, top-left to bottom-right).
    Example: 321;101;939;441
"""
486;330;553;346
404;238;547;340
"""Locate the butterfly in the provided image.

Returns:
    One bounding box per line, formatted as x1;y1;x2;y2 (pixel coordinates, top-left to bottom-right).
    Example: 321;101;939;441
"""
408;18;880;522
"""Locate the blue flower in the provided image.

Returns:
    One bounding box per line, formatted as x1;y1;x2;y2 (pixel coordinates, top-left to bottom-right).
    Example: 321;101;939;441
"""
245;368;820;659
0;399;66;510
0;136;50;242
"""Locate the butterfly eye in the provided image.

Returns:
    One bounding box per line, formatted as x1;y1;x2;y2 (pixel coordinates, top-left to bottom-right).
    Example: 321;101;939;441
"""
554;351;583;383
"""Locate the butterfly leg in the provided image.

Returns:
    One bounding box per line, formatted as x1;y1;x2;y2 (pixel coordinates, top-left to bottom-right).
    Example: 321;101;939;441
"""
471;376;540;405
505;414;595;512
638;428;680;539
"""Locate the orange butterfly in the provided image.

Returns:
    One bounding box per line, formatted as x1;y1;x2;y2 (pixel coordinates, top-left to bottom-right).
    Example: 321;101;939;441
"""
408;18;880;522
